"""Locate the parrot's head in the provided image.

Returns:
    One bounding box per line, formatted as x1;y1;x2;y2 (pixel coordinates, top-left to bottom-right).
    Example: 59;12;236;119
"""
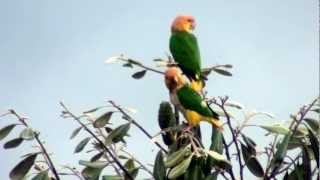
164;67;186;92
171;15;196;33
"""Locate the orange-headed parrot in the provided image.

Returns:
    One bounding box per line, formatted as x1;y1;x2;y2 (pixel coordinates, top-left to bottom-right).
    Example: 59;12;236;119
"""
170;15;204;92
164;67;222;129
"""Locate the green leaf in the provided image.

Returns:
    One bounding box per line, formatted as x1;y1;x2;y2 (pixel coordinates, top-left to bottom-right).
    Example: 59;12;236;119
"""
304;118;319;133
124;159;135;170
212;68;232;76
271;132;292;169
10;154;37;180
184;159;205;180
83;107;102;114
102;175;123;180
307;127;319;168
79;160;108;168
105;123;130;144
93;112;113;128
31;170;49;180
242;134;256;155
74;137;91;153
245;157;264;177
259;124;290;135
204;173;218;180
165;146;191;168
302;146;312;180
127;167;139;179
4;137;24;149
70;127;82;139
205;150;226;161
131;70;147;79
0;124;16;141
168;154;193;179
82;166;104;180
158;101;176;146
287;164;304;180
287;136;303;150
20;128;35;140
240;142;264;177
123;62;133;68
90;152;104;162
153;151;166;180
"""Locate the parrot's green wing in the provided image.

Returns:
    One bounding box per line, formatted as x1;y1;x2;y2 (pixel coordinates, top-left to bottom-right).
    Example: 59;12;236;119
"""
170;32;201;80
177;85;217;118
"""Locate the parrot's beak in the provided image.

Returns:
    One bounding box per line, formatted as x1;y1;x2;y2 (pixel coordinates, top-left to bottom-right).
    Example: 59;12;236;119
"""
190;22;196;31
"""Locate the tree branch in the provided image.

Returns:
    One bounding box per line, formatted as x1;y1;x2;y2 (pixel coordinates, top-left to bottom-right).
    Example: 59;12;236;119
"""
9;109;61;180
108;100;168;154
59;102;134;180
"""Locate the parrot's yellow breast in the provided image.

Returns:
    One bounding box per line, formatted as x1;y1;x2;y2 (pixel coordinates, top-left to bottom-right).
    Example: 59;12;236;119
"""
186;110;203;127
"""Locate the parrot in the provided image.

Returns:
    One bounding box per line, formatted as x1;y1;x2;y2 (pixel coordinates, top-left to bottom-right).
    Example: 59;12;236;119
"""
170;15;204;92
164;67;222;130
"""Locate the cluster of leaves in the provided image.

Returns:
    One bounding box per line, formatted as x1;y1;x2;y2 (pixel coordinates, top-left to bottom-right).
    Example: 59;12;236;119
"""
1;56;319;180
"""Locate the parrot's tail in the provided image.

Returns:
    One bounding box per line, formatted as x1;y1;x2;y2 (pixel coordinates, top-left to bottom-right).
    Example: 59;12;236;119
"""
209;118;223;131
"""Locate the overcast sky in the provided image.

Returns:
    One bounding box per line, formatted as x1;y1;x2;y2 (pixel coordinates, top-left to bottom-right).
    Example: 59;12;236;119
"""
0;0;318;179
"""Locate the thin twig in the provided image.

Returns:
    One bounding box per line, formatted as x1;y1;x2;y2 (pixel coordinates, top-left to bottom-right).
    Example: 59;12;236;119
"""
59;102;134;180
222;136;236;180
108;101;168;154
8;110;61;180
214;97;244;180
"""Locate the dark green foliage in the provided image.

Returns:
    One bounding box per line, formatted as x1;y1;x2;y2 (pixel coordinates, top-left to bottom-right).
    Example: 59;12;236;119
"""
153;151;166;180
10;154;37;180
158;102;176;145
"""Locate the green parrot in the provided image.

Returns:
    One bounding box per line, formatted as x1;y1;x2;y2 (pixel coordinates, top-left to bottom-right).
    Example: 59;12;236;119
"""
164;67;222;129
170;15;203;92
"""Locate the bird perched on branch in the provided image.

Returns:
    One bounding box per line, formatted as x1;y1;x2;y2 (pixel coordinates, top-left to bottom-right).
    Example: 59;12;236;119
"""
170;15;204;93
164;67;222;130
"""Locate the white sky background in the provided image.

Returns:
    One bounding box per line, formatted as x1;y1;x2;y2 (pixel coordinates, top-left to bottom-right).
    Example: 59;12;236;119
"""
0;0;318;179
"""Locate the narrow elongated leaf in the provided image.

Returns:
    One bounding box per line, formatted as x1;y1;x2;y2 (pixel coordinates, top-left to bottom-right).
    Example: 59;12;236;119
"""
79;160;108;168
205;150;226;161
246;157;264;177
158;102;176;145
242;134;256;155
304;118;319;133
307;128;319;168
132;70;147;79
271;132;292;169
105;123;130;144
82;166;104;180
10;154;37;180
288;164;304;180
127;167;139;179
74;137;91;153
165;146;191;168
168;154;193;179
184;159;205;180
90;152;104;162
205;173;218;180
302;146;312;180
31;170;49;180
153;151;166;180
0;124;16;141
123;62;133;68
93;112;113;128
259;124;290;135
212;68;232;76
20;128;35;140
70;127;82;139
4;138;24;149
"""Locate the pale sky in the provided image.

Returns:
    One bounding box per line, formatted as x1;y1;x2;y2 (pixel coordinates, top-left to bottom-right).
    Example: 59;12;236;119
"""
0;0;318;179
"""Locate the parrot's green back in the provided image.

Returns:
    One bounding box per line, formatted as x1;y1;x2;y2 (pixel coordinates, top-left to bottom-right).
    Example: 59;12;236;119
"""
170;31;201;80
177;85;217;118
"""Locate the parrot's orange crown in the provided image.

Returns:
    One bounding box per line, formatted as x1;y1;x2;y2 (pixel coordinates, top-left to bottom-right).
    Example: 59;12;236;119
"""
171;15;196;33
164;67;185;92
